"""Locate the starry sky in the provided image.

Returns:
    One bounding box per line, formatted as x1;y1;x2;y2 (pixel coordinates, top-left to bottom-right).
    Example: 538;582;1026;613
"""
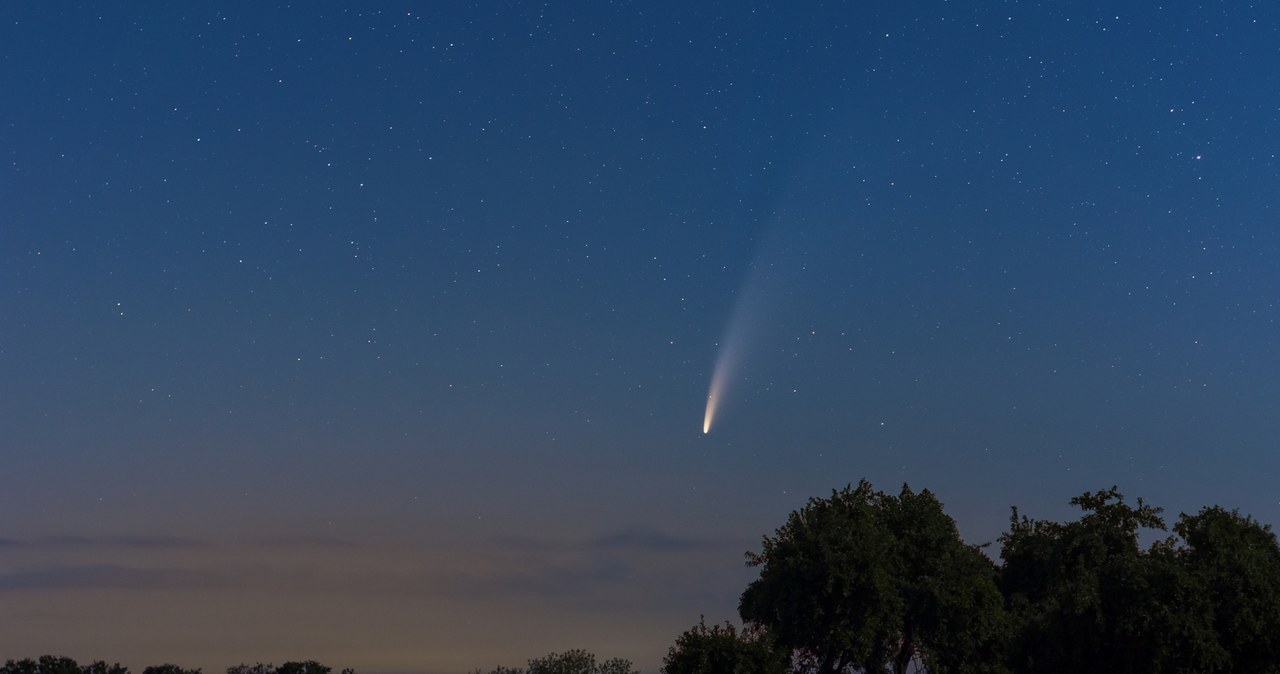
3;2;1279;672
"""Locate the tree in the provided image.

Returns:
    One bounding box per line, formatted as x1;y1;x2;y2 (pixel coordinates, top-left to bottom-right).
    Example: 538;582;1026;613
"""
593;659;637;674
0;660;40;674
275;664;330;674
225;665;343;674
0;657;82;674
527;651;594;674
79;664;129;674
999;487;1224;674
1175;506;1280;673
477;651;634;674
739;481;1007;674
470;668;523;674
662;618;789;674
142;666;201;674
882;486;1009;674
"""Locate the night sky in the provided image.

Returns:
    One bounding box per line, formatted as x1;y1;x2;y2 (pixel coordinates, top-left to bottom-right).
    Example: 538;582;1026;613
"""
3;2;1279;672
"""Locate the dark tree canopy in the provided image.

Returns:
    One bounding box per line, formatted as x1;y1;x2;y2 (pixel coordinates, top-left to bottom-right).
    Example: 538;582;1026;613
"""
527;650;597;674
0;660;341;674
475;650;636;674
999;487;1217;673
79;663;130;674
0;657;128;674
1;657;80;674
661;618;789;674
739;481;1007;674
1;659;187;674
274;664;331;674
1176;506;1280;673
142;666;202;674
999;488;1280;674
226;663;348;674
707;480;1280;674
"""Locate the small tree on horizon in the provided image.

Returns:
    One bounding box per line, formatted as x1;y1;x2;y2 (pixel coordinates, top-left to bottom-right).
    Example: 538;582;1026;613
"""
475;650;636;674
662;617;789;674
142;666;201;674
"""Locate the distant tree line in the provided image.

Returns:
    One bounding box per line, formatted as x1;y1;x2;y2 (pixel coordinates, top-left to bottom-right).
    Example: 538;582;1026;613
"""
1;651;635;674
0;658;350;674
663;480;1280;674
472;649;638;674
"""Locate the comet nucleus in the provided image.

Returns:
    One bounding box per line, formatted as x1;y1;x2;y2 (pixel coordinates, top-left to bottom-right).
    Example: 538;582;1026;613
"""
702;356;730;434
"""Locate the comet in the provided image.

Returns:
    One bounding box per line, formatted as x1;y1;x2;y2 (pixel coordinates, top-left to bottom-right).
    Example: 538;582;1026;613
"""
701;149;842;434
702;339;737;433
701;259;775;434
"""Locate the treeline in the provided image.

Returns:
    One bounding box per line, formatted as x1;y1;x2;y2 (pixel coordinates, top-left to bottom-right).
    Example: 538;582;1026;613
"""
471;649;637;674
0;651;634;674
0;658;349;674
664;481;1280;674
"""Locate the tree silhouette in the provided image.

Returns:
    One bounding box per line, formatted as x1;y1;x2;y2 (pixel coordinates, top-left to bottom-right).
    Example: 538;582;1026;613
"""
1175;506;1280;673
142;666;201;674
475;650;635;674
662;618;788;674
997;487;1280;673
1;656;81;674
739;481;1007;674
79;663;129;674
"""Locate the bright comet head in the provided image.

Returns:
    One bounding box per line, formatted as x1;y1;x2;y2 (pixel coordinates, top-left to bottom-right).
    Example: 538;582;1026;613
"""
702;345;733;434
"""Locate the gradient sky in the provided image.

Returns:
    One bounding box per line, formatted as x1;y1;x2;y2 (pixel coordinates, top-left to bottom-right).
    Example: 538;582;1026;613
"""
3;2;1279;673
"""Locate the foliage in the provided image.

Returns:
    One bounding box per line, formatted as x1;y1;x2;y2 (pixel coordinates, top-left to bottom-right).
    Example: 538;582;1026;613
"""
999;487;1280;674
593;659;637;674
661;618;789;674
274;664;331;674
476;651;635;674
225;664;346;674
142;667;202;674
79;663;130;674
1;658;69;674
1174;506;1280;673
0;660;342;674
739;480;1008;674
527;650;596;674
999;487;1187;673
1;661;209;674
721;480;1280;673
0;659;132;674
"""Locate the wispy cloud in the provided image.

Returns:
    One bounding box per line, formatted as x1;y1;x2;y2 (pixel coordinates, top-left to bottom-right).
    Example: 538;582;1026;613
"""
415;526;752;610
592;527;727;553
249;534;360;549
0;534;206;551
435;555;634;601
35;534;207;549
0;564;222;592
495;526;742;555
0;533;363;552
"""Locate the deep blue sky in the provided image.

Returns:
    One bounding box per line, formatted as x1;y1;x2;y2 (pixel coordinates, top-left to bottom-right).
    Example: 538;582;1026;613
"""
3;2;1279;672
